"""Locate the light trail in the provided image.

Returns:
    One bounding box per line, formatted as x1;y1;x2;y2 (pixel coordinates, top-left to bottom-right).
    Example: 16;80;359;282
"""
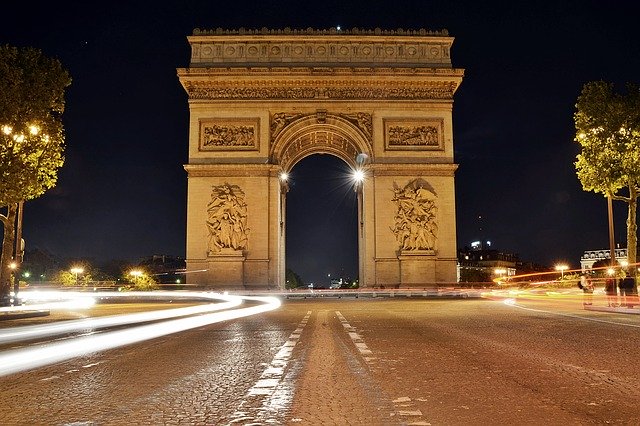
0;294;281;377
0;291;242;344
501;298;640;329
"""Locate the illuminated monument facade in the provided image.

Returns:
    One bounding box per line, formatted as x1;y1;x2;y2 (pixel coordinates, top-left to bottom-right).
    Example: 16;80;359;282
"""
178;28;464;289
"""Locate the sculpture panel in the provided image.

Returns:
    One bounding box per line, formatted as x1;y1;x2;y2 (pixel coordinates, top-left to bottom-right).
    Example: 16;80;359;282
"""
391;180;438;252
207;184;249;255
384;119;443;150
199;119;259;150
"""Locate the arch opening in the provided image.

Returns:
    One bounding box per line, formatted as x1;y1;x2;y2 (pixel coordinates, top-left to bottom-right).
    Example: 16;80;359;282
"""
284;154;360;289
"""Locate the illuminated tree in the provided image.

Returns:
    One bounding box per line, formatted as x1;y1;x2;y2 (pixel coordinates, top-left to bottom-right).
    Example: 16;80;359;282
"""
0;45;71;299
574;81;640;265
126;270;159;291
55;268;93;287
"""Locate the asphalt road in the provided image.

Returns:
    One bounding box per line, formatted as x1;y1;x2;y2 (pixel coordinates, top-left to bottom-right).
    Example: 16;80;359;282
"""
0;295;639;425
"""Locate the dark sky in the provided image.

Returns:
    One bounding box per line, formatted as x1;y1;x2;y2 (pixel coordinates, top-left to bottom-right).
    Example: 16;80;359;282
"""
2;1;640;283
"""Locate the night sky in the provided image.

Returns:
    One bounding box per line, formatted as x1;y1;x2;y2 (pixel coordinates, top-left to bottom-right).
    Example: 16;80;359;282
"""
2;1;640;284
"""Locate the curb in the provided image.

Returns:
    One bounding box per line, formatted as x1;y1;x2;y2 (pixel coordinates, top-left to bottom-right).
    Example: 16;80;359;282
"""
0;310;50;321
584;305;640;315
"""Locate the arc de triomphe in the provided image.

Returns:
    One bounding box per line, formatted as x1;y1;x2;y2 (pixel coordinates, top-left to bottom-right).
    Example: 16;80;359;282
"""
177;28;464;289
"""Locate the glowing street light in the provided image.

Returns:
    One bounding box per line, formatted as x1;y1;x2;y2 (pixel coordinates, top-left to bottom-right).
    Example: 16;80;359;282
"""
70;267;84;285
352;169;365;183
555;264;569;279
129;270;144;283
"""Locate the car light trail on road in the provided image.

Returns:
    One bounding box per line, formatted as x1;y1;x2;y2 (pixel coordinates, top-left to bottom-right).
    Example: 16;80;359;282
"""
0;291;242;344
0;294;281;377
499;297;640;328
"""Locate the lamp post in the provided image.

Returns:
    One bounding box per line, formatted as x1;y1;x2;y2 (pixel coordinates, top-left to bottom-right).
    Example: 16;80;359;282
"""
555;264;568;279
13;200;24;300
70;267;84;285
353;165;366;288
607;195;616;267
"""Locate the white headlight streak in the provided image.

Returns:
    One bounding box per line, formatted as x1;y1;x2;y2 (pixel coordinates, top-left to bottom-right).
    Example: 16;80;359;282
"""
0;292;281;377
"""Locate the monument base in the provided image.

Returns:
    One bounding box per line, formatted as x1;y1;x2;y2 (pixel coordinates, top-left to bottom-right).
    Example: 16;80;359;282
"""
399;250;436;288
196;250;247;289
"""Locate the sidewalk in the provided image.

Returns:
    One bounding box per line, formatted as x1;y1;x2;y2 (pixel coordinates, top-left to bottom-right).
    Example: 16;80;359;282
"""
584;304;640;315
0;301;50;321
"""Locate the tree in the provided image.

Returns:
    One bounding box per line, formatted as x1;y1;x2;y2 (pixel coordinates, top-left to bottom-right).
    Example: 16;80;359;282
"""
55;269;93;287
0;45;71;300
285;268;304;289
125;270;159;291
575;81;640;266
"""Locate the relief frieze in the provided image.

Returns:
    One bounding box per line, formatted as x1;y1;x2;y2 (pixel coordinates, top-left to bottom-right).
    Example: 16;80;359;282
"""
199;119;259;151
186;84;458;101
384;119;444;151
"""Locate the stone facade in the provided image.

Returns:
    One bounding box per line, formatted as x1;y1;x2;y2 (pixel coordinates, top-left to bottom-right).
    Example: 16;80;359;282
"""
178;28;464;289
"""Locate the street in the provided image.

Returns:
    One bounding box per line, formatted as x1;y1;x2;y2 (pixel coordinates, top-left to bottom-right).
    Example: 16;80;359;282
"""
0;294;639;425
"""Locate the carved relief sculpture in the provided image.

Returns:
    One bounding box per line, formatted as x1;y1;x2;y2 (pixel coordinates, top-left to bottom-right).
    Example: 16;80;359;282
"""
384;119;444;150
270;112;304;139
271;111;372;142
207;184;249;255
390;180;438;252
200;119;259;151
337;112;372;139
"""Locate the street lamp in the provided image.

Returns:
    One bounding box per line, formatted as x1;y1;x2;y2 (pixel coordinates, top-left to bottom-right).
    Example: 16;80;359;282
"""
129;270;143;283
70;267;84;285
555;264;569;279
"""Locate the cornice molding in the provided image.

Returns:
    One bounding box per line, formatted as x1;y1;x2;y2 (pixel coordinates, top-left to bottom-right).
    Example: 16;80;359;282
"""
191;27;449;37
371;163;458;176
178;67;464;77
184;164;279;177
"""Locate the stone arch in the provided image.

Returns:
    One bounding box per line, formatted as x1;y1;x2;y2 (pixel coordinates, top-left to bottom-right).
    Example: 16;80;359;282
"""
271;114;373;172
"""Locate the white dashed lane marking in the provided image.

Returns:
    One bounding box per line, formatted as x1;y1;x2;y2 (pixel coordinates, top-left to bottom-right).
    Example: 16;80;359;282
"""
228;310;312;424
335;310;375;362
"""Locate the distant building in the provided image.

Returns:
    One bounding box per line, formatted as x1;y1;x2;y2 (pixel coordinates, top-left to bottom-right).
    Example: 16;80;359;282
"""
580;248;628;271
457;244;518;283
137;255;186;284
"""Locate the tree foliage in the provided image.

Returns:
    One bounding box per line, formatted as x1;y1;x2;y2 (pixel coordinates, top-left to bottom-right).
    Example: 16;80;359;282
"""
574;81;640;264
0;45;71;205
285;268;304;289
125;272;159;291
55;269;93;287
0;45;71;300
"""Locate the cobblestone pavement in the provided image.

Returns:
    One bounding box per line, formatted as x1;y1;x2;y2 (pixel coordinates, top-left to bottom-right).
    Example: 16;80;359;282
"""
0;297;639;424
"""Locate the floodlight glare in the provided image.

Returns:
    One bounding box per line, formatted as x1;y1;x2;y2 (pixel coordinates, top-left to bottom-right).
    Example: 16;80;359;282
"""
353;169;365;182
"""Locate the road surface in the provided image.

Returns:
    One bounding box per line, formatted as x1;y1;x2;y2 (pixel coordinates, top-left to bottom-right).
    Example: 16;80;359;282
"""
0;295;639;425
